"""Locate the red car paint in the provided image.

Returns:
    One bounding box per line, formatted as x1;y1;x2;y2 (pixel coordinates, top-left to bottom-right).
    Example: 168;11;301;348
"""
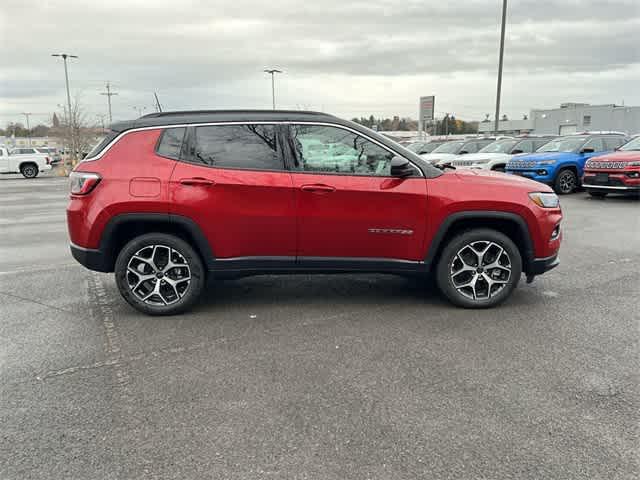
582;150;640;195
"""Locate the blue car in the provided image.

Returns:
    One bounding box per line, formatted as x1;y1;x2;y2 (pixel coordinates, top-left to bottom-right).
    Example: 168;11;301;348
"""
505;133;628;194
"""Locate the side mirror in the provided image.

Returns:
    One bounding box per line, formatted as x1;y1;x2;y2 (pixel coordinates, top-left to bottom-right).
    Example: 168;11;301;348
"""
581;147;595;154
390;156;414;178
511;149;524;154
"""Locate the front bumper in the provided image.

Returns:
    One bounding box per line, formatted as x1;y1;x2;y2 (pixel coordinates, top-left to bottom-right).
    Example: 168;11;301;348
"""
70;243;111;272
506;169;554;184
530;253;559;276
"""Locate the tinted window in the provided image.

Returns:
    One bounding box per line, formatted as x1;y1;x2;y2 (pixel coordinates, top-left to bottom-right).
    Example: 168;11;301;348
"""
289;124;400;176
156;127;185;159
603;137;625;150
193;125;282;170
459;141;479;154
85;131;119;159
582;138;604;152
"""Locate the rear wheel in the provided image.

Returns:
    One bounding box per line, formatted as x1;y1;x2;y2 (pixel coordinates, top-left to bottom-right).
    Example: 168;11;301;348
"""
553;169;577;194
114;233;205;315
436;229;522;308
20;163;38;179
588;191;607;198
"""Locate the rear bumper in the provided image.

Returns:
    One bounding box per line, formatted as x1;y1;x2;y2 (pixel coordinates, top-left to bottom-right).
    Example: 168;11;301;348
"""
70;243;111;272
529;253;560;276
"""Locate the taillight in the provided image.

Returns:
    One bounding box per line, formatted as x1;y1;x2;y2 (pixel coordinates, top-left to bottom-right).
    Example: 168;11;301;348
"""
69;172;101;195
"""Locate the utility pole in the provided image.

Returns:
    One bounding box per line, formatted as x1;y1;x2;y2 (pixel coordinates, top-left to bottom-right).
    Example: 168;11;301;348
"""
96;114;106;132
263;69;282;110
133;106;146;118
100;82;118;124
52;53;78;165
494;0;508;135
22;113;32;146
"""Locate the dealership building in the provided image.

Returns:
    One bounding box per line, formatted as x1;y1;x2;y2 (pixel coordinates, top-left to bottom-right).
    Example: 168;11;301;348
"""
479;103;640;136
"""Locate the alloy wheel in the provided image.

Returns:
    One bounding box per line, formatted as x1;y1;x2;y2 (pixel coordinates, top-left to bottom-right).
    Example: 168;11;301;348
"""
558;171;576;193
126;244;191;306
449;241;512;300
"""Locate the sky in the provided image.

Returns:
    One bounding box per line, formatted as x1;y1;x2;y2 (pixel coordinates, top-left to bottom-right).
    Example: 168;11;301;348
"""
1;0;639;127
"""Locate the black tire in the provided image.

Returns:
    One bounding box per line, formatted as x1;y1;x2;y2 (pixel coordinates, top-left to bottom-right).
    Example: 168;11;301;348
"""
553;168;577;194
114;233;205;315
436;229;522;308
20;163;39;179
588;191;607;198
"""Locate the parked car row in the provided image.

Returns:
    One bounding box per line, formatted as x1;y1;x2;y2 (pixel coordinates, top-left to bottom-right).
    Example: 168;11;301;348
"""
409;132;638;196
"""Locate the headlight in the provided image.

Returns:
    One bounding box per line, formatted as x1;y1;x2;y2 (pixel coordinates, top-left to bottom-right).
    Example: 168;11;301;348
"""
529;192;560;208
537;159;557;165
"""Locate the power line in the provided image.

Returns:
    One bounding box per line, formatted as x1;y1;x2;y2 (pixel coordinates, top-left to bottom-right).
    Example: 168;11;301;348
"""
22;113;32;145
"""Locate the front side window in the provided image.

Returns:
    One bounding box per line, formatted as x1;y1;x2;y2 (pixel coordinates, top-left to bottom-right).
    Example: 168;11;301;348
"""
603;137;626;150
288;124;397;176
582;138;604;152
537;136;588;153
479;139;518;154
431;140;465;154
513;140;534;153
192;124;282;170
156;127;186;160
620;136;640;151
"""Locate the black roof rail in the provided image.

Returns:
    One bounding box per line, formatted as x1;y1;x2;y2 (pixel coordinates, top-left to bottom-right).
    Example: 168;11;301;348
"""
140;109;332;119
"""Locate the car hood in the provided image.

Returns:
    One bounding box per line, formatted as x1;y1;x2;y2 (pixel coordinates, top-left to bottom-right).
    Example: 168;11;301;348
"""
510;151;578;162
445;167;554;191
588;150;640;162
420;153;458;163
452;152;511;162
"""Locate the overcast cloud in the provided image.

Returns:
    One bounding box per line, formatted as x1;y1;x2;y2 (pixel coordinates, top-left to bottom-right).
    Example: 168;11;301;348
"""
1;0;639;125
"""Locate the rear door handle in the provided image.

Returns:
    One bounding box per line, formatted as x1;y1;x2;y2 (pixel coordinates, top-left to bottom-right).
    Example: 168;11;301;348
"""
300;184;336;194
179;177;215;187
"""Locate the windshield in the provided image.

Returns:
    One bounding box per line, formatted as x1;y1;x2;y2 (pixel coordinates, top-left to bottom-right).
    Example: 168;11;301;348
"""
478;139;518;154
406;142;425;153
620;136;640;151
537;136;587;153
431;140;465;154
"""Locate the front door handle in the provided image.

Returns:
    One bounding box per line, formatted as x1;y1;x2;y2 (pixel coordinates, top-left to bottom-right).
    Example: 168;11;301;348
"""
179;177;216;187
300;184;336;194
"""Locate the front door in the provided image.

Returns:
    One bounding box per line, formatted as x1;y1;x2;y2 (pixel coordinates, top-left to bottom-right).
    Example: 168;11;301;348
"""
169;124;296;262
286;124;428;262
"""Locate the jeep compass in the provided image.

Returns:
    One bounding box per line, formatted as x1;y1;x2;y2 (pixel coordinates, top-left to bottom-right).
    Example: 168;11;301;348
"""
67;111;562;315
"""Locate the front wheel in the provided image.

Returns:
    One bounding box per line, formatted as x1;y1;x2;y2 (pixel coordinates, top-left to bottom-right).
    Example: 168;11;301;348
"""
20;163;39;179
553;169;577;194
436;229;522;308
114;233;205;315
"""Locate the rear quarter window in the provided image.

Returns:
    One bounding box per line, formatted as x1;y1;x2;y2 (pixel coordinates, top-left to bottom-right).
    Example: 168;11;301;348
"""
84;131;119;159
156;128;186;160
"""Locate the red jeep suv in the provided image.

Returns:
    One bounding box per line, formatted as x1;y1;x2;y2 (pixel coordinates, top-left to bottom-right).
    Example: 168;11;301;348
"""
583;135;640;197
67;111;562;315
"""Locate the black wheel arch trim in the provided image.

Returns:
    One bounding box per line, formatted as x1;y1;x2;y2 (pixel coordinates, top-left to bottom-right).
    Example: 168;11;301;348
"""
425;211;535;273
95;213;215;272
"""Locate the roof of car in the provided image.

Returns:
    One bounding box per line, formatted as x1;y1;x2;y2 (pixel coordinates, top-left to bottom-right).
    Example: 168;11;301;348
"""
110;110;341;132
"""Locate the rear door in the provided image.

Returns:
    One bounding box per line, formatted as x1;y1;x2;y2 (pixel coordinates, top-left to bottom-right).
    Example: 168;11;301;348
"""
169;123;296;261
286;123;428;262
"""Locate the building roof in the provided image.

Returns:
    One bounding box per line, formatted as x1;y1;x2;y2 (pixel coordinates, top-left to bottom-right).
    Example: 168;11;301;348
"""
110;110;339;132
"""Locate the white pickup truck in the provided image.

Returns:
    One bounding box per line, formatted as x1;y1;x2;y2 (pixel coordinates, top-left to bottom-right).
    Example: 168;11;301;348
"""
0;146;52;178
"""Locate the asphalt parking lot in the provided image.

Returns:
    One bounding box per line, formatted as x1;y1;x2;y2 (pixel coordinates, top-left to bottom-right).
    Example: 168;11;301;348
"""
1;173;638;480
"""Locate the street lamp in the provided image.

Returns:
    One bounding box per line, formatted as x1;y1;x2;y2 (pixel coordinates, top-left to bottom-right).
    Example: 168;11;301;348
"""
493;0;508;135
52;53;78;164
264;69;282;110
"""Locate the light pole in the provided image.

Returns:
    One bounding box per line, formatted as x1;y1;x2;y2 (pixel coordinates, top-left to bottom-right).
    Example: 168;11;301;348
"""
52;53;78;164
22;113;32;146
494;0;508;135
263;69;282;110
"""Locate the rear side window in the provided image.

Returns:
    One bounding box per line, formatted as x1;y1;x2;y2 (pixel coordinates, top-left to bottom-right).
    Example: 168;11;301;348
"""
156;127;186;160
191;124;282;170
85;131;119;159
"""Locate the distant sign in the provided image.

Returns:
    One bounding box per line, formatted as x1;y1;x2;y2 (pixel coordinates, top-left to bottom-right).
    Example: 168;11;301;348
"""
420;96;435;122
